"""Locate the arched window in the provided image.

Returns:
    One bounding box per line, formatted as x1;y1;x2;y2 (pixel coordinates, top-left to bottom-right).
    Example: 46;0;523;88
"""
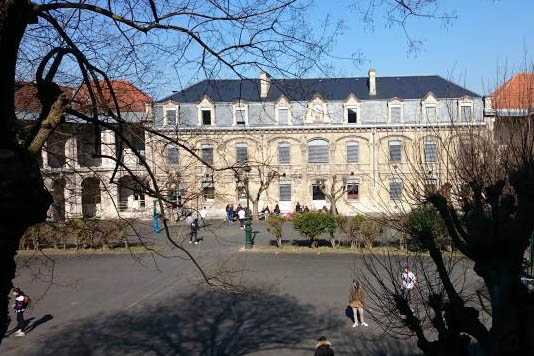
308;139;329;163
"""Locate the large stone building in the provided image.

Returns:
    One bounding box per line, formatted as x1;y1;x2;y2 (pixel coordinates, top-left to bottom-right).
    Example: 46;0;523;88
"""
149;69;491;217
19;70;495;220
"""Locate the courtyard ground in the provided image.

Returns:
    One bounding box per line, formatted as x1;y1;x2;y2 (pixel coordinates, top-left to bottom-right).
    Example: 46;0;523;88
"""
1;219;483;355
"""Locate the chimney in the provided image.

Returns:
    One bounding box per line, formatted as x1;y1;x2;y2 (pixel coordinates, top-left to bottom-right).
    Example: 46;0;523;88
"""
260;71;271;98
368;68;376;96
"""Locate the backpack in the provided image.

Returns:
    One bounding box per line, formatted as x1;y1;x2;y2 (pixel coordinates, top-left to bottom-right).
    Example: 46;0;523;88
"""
23;295;31;310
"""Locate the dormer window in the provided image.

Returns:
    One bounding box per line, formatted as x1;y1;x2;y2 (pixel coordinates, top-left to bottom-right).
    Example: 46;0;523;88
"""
202;110;212;125
313;104;324;122
347;108;358;124
458;97;474;123
197;96;215;126
425;106;437;122
460;105;472;122
390;106;401;123
344;94;360;124
421;92;439;123
233;101;248;126
165;108;177;126
276;96;291;126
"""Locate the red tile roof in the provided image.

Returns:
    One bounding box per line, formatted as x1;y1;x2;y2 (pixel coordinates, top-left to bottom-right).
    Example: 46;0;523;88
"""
73;80;153;113
492;73;534;109
14;80;152;114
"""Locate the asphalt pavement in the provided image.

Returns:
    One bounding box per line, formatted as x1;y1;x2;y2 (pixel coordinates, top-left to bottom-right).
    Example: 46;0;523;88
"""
1;219;480;355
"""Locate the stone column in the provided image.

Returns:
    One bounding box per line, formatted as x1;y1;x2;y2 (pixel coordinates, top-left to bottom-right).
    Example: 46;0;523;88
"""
100;129;116;169
64;175;82;218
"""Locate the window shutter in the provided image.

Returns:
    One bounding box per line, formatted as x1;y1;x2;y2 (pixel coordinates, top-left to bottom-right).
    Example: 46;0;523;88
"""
166;145;179;164
425;106;437;122
308;140;329;163
278;143;290;164
424;141;437;162
389;140;402;162
279;183;291;201
390;181;403;200
391;106;401;123
346;142;359;163
201;144;214;165
236;144;248;164
278;108;289;125
166;109;177;126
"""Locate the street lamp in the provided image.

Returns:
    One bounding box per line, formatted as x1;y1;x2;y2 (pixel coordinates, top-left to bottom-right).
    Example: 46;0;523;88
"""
242;165;253;249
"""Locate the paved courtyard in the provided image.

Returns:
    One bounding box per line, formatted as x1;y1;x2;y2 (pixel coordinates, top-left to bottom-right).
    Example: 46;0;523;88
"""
1;220;481;355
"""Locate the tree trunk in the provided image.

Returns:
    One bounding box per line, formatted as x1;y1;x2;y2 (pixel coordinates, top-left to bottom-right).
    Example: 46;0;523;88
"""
0;149;53;344
252;200;259;221
276;237;282;248
0;1;49;345
480;262;531;356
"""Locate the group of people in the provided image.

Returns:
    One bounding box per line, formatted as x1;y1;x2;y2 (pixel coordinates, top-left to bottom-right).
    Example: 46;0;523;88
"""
294;202;310;213
224;204;249;228
316;266;417;355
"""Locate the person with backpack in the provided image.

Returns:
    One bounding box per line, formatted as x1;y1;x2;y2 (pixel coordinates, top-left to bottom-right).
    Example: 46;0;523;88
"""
12;288;29;337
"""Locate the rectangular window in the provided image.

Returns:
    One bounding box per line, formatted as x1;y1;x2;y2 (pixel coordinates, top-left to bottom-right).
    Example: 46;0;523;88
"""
236;108;246;126
390;180;403;200
279;183;291;201
202;186;215;201
390;106;401;123
236;144;248;164
424;141;437;162
166;145;179;165
312;184;325;201
347;108;358;124
278;143;291;164
347;182;359;200
425;106;437;122
166;109;177;126
461;105;472;122
278;108;289;125
202;110;212;125
389;140;402;162
346;142;359;163
201;144;213;165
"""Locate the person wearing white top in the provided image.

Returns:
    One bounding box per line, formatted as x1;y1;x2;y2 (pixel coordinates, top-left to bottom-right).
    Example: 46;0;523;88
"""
401;266;417;303
200;207;207;226
237;209;246;229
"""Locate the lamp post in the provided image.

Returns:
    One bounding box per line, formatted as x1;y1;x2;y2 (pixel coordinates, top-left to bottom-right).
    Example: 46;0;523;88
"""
243;165;253;249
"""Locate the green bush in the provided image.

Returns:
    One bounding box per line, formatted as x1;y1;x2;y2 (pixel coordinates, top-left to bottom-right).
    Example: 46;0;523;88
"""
293;212;337;248
266;215;286;248
337;215;365;248
404;205;450;252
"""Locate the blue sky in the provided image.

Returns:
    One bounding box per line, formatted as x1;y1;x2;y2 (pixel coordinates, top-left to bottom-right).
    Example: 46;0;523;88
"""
309;0;534;95
157;0;533;98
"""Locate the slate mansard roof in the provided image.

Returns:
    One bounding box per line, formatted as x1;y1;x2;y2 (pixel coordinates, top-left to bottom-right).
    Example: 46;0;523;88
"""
159;75;480;103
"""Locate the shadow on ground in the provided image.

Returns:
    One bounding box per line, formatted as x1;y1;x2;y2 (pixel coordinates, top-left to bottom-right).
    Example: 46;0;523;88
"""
28;290;420;356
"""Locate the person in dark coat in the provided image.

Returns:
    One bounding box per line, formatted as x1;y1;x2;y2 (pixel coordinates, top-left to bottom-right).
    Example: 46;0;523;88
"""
314;336;334;356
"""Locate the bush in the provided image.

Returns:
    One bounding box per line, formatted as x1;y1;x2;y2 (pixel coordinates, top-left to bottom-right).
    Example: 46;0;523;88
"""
293;212;337;248
20;219;130;250
266;215;286;248
404;206;450;252
337;215;365;248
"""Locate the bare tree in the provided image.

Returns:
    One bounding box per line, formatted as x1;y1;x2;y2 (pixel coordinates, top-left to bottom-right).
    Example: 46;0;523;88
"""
317;175;347;215
361;68;534;356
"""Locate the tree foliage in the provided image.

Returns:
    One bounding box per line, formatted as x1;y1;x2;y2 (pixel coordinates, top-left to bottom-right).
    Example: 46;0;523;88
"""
292;212;337;248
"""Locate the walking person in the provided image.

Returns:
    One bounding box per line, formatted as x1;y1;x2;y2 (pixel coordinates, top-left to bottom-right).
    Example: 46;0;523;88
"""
192;215;199;245
200;206;208;226
12;288;29;337
401;266;417;304
238;207;246;229
314;336;334;356
225;204;231;223
349;280;368;327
